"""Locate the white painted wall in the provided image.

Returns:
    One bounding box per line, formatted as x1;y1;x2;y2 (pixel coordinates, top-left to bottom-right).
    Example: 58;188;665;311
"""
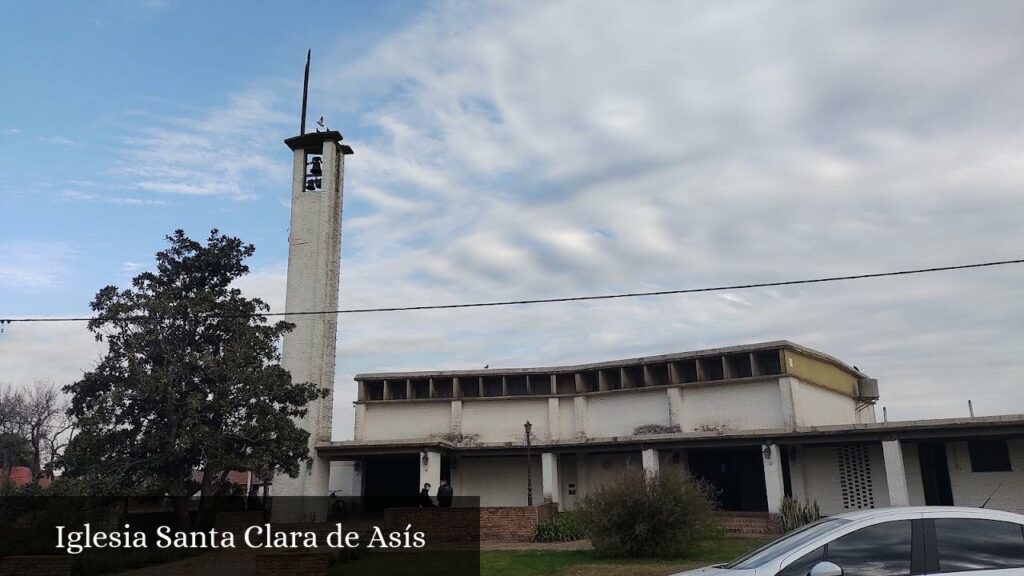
856;403;878;424
361;402;450;441
462;398;551;443
587;390;670;437
901;442;928;506
329;461;357;494
558;400;575;441
946;439;1024;513
355;376;874;443
585;453;639;491
453;456;541;506
800;444;892;516
791;379;859;427
680;381;785;432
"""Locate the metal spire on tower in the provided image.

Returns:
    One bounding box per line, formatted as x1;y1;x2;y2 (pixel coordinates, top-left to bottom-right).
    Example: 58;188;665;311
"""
300;49;310;135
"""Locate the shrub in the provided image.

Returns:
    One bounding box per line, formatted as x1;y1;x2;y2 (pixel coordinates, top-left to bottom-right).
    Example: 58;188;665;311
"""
577;467;722;558
535;511;587;542
779;497;821;532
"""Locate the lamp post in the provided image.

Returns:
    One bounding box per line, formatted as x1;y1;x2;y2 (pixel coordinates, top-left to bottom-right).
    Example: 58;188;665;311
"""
524;420;533;506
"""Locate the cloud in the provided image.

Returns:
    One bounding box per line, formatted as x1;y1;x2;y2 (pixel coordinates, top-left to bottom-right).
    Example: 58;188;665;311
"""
114;89;293;200
310;0;1024;433
37;136;77;146
3;128;19;135
121;261;146;274
60;190;168;206
0;241;77;291
7;1;1024;440
0;321;105;389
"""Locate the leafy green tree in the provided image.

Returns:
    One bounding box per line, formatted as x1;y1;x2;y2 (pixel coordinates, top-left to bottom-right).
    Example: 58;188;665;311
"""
62;229;324;528
0;433;32;472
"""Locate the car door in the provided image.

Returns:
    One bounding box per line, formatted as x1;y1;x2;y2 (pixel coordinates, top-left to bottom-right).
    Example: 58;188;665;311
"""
775;517;921;576
824;519;917;576
924;515;1024;576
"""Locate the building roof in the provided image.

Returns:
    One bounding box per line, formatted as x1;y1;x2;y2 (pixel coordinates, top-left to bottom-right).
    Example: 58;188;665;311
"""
354;340;868;381
318;413;1024;458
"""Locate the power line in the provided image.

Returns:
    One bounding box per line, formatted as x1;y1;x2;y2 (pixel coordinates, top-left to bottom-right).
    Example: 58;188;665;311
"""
2;257;1022;325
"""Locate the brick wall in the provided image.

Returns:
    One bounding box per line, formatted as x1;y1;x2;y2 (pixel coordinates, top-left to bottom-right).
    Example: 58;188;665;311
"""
0;556;72;576
481;504;553;542
384;503;557;543
384;507;481;542
716;512;782;536
253;552;328;576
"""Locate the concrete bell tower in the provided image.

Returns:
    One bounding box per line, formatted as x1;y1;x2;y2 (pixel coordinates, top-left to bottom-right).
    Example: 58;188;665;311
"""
272;51;353;521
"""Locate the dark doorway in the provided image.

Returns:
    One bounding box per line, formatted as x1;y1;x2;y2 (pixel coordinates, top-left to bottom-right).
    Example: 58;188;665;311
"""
688;447;768;511
363;455;420;512
780;446;793;498
441;454;452;483
918;441;954;506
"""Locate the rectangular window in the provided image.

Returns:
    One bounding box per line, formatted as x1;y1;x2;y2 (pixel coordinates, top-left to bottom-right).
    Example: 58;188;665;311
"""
935;518;1024;572
826;520;912;576
779;546;824;576
968;439;1012;472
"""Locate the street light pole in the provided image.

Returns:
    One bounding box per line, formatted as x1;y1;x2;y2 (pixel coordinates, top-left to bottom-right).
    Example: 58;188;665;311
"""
524;420;533;506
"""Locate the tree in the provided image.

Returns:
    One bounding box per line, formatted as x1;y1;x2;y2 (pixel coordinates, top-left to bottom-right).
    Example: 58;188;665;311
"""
62;229;324;528
0;388;32;480
18;380;74;479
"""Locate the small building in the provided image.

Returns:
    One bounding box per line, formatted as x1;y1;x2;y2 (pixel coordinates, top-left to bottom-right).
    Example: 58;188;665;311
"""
0;466;51;489
319;340;1024;518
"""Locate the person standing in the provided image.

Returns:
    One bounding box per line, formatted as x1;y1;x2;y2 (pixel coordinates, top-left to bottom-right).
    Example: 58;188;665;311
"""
418;482;434;507
437;480;454;508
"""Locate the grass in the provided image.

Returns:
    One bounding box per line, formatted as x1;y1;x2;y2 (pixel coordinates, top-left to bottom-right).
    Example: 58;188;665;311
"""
325;537;770;576
480;538;769;576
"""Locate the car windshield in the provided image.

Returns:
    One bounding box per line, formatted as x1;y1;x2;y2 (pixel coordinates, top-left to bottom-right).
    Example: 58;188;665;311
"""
724;517;851;569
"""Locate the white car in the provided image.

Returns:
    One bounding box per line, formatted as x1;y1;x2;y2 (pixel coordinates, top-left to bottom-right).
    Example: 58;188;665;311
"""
676;507;1024;576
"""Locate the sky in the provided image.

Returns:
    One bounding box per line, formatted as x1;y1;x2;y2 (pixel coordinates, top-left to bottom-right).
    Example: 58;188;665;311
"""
2;0;1024;440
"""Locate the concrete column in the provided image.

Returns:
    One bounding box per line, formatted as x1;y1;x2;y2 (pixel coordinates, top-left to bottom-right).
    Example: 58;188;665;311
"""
642;448;660;477
576;453;589;501
420;450;442;497
882;440;910;507
573;396;587;439
354;404;367;441
350;460;364;497
450;400;463;437
762;443;785;514
667;387;684;429
779;377;797;430
541;452;561;508
548;398;560;441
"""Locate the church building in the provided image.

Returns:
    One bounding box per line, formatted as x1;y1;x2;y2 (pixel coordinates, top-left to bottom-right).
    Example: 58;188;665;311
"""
321;341;1024;518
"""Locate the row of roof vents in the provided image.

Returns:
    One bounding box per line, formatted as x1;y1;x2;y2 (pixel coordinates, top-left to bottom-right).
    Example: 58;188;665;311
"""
359;349;790;402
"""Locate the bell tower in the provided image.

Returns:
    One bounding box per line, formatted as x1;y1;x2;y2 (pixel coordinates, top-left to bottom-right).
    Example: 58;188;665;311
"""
272;51;353;520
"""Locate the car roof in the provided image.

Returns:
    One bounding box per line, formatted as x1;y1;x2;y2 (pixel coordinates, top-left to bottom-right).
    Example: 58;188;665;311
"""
832;506;1024;522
